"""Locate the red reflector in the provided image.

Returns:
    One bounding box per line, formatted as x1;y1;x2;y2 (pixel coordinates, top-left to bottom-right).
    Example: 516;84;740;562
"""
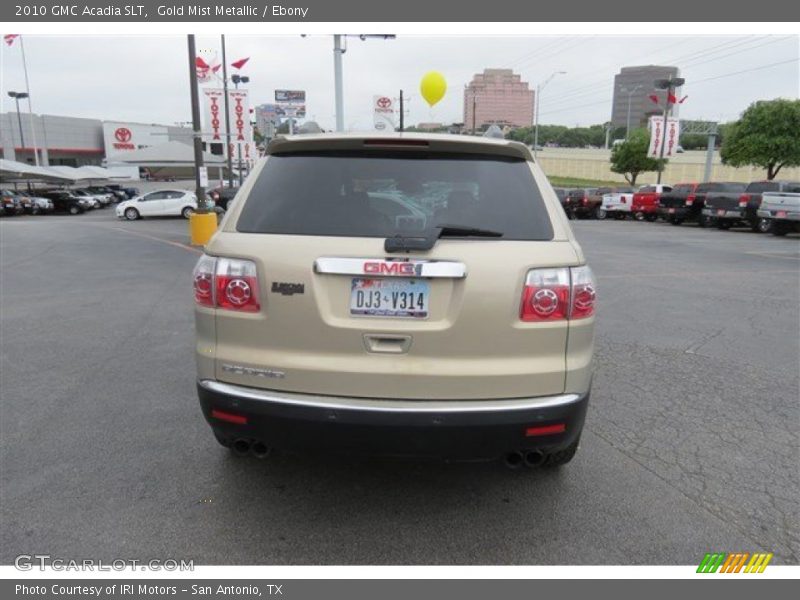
211;409;248;425
525;423;566;437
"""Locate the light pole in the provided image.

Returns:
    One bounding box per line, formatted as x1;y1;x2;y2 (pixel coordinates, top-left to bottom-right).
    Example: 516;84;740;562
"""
231;74;250;186
533;71;566;157
330;34;395;132
622;84;642;139
654;76;685;184
8;91;29;162
186;35;207;212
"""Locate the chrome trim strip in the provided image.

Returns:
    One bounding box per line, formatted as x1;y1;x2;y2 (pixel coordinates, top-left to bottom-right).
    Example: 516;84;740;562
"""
314;257;467;279
199;379;583;413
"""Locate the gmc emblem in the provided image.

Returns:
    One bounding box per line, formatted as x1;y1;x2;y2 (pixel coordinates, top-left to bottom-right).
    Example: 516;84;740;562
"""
363;261;420;276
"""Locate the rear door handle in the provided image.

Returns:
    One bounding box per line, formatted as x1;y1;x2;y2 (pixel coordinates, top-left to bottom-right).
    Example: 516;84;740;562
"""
363;334;412;354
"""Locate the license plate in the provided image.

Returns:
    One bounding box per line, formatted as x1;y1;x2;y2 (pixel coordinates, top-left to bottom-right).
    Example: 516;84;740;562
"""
668;208;676;214
350;278;429;318
717;209;726;216
777;211;787;218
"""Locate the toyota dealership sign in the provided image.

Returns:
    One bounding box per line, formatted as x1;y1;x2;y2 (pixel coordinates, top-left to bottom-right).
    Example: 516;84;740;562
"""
103;121;169;158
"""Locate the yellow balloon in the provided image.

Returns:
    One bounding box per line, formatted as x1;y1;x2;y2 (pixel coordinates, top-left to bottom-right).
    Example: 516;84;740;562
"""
420;71;447;107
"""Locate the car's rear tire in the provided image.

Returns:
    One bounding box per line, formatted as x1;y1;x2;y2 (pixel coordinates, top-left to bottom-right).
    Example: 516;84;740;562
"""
633;211;645;221
182;206;195;219
772;221;791;236
757;218;772;233
542;439;580;468
698;214;711;228
595;207;607;220
124;207;139;221
645;214;658;222
69;206;80;215
669;217;683;225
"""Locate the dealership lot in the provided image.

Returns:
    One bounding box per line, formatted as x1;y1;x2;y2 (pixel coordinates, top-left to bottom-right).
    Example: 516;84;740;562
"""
0;213;797;565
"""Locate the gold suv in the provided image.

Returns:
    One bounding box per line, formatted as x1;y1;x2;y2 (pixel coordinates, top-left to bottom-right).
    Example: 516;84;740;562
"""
193;133;595;469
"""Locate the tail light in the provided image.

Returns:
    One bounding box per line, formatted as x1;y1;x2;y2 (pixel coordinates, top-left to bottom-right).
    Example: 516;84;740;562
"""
582;197;588;206
739;194;751;208
520;265;596;321
686;194;696;206
192;255;260;312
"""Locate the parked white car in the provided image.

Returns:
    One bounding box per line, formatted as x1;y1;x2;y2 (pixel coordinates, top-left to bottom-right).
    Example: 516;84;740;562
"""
598;187;635;219
116;189;203;220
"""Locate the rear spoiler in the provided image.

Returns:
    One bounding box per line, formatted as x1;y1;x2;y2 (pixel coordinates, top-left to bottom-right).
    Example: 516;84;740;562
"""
266;133;534;162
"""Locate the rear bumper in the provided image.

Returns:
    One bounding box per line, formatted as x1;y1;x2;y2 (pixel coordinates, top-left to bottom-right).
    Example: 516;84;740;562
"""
197;379;589;460
757;208;800;222
703;207;748;220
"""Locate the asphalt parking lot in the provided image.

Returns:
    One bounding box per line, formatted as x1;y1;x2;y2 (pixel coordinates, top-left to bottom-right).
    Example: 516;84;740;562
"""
1;211;798;565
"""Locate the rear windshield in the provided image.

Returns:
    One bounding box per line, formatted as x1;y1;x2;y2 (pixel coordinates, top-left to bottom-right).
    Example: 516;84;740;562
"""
697;182;746;192
237;152;554;240
746;181;779;193
672;184;695;193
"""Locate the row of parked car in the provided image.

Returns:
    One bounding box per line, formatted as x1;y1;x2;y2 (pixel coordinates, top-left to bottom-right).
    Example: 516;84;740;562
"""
0;185;141;216
553;180;800;236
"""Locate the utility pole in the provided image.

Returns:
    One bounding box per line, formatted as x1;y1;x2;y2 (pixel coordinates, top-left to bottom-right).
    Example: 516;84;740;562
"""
333;35;345;132
622;84;641;139
533;70;566;158
654;76;685;185
399;90;404;132
18;36;39;166
221;34;234;188
8;92;27;158
704;130;716;183
187;35;207;211
472;92;477;134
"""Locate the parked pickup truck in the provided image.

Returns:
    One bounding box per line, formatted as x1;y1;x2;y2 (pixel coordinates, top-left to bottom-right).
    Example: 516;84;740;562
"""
658;182;746;226
757;188;800;236
631;184;671;221
598;187;636;220
566;188;597;219
703;180;800;233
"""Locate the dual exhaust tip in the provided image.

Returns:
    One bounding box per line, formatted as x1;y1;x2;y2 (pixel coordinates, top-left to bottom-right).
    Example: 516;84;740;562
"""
232;438;272;459
505;450;545;469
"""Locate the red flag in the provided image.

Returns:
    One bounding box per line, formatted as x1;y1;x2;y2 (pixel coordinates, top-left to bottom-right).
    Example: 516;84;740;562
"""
668;93;678;105
648;94;659;104
231;57;250;70
4;34;19;46
195;57;210;69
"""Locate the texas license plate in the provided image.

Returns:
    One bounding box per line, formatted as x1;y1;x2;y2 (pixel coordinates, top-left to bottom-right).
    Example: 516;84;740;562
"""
350;278;429;318
777;211;787;218
668;208;676;214
717;209;726;216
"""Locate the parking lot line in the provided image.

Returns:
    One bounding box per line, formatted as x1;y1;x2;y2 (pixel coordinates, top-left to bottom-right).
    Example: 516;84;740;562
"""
103;225;202;255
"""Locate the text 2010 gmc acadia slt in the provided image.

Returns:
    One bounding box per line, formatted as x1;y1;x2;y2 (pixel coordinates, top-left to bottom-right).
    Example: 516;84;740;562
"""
193;133;596;469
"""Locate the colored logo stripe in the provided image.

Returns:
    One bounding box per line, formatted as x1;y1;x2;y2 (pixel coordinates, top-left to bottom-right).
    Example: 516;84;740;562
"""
697;552;773;573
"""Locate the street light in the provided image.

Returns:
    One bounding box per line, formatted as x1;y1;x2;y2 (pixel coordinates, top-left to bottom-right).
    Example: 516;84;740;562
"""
621;84;642;139
331;34;395;132
8;91;29;162
533;71;566;158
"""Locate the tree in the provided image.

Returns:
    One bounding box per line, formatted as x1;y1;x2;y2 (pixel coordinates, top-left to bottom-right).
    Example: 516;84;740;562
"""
609;129;666;186
720;99;800;180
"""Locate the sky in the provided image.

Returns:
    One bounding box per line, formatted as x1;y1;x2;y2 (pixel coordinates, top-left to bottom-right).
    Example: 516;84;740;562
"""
0;34;797;131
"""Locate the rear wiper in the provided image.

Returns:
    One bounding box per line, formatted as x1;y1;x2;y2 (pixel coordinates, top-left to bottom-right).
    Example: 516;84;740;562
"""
384;224;503;253
435;224;504;238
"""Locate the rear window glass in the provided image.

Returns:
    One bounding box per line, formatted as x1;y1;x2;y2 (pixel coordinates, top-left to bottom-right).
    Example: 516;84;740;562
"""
237;152;554;240
746;181;779;193
698;182;746;192
672;184;695;193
